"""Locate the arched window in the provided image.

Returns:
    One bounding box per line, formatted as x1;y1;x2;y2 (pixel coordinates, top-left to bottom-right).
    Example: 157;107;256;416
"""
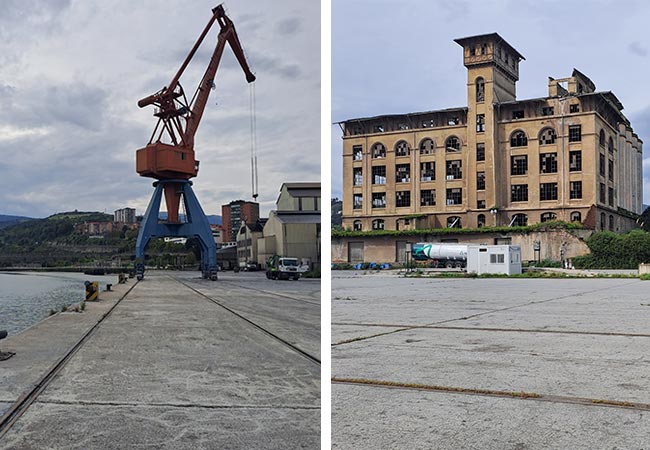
600;212;606;230
539;128;556;145
395;140;411;157
353;220;362;231
608;137;614;154
570;211;582;223
445;136;461;152
511;213;528;227
372;219;385;230
510;130;528;147
477;214;486;228
609;215;615;231
541;212;557;223
419;138;435;155
447;216;462;228
476;77;485;102
599;129;606;147
371;142;386;159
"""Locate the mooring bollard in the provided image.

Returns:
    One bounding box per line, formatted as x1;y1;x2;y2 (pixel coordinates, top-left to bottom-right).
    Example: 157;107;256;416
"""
106;283;112;291
84;281;99;301
0;330;15;361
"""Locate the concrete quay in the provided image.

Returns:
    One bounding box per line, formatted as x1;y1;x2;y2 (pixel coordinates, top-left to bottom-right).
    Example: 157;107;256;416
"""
332;272;650;449
0;271;320;449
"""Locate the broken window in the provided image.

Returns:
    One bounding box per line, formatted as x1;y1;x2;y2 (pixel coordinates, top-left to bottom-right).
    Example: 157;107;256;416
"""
511;155;527;175
396;191;411;207
511;184;528;202
395;140;411;157
353;220;362;231
353;167;362;186
419;138;435;155
374;125;384;133
447;216;462;228
510;130;528;147
476;77;485;102
421;119;435;128
446;136;461;152
469;46;476;56
599;154;606;177
609;215;615;231
568;125;581;142
600;183;606;203
569;151;582;171
446;160;462;179
570;181;582;199
353;194;363;209
398;123;410;130
396;164;410;183
476;114;485;132
353;145;363;161
570;211;582;222
511;214;528;227
608;187;614;206
420;161;435;181
539;128;556;145
372;193;386;209
569;104;579;113
477;171;485;190
446;188;462;206
477;214;486;227
542;106;554;116
420;189;436;206
372;166;386;185
512;110;524;120
599;129;606;147
477;199;486;209
476;143;485;161
600;212;606;230
372;219;385;230
481;43;487;55
447;116;460;126
541;212;557;222
371;142;386;158
540;183;558;201
608;137;614;154
540;153;558;174
608;160;614;181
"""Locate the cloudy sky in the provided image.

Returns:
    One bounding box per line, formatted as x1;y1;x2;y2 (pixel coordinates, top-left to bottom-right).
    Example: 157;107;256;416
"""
331;0;650;204
0;0;320;218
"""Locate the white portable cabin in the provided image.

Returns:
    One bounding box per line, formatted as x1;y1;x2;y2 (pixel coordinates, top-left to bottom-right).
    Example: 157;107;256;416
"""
466;245;522;275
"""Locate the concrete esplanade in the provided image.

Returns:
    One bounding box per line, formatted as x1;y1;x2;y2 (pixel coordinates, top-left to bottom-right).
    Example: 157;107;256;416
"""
0;272;320;449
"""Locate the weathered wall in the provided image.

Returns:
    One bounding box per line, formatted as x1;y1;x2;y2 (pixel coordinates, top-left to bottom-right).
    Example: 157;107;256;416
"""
332;229;591;263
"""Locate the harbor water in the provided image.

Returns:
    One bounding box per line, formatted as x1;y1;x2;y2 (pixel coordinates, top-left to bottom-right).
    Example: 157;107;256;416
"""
0;272;118;336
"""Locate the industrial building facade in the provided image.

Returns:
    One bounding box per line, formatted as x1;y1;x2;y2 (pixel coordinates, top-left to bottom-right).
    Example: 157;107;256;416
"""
340;33;643;232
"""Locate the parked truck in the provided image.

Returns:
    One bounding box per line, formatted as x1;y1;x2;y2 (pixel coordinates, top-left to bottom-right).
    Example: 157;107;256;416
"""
411;243;468;268
265;255;301;280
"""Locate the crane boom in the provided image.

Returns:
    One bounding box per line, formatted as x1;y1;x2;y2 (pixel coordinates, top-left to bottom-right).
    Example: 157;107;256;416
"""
135;4;255;180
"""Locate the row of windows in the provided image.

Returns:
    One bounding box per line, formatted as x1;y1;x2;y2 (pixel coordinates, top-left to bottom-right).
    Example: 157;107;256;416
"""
353;211;584;232
355;151;590;186
352;188;463;210
352;125;582;161
511;182;583;202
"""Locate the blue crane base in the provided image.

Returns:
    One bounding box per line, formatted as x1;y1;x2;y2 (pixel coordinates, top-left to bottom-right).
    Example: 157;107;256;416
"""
135;179;218;281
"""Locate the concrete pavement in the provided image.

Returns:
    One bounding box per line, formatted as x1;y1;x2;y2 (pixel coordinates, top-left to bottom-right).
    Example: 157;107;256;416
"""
332;273;650;449
1;271;320;449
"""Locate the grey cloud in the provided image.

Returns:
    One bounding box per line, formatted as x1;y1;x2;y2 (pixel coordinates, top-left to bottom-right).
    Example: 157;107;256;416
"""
629;41;648;57
275;17;301;35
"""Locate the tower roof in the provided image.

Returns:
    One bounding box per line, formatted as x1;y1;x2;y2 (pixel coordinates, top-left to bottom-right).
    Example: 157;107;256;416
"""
454;32;525;61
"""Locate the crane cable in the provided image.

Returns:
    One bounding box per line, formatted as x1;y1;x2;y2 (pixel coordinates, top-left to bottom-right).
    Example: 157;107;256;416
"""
249;82;258;200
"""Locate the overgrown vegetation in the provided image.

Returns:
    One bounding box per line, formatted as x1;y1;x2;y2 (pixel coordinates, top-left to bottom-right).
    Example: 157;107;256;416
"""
572;230;650;269
332;220;583;238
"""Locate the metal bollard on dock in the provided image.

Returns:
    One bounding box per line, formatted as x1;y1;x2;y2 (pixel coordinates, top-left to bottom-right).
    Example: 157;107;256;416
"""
0;330;15;361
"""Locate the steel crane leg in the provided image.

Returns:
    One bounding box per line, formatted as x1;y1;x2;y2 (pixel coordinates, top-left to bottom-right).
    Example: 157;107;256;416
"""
135;180;218;281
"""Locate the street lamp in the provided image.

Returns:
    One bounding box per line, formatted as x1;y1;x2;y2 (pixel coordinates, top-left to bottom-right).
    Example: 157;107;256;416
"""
405;242;412;273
